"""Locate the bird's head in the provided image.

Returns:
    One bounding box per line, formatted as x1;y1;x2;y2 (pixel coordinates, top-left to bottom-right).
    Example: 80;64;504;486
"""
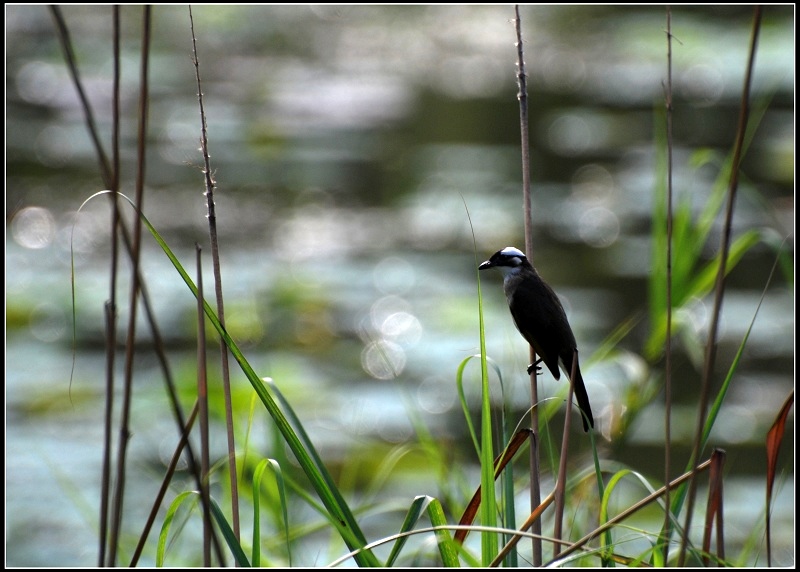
478;246;528;276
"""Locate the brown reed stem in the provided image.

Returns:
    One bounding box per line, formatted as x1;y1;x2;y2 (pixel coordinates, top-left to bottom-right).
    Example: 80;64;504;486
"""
513;6;542;566
552;350;579;559
98;8;122;564
188;6;241;542
678;6;761;565
108;7;151;564
196;245;212;566
662;5;675;563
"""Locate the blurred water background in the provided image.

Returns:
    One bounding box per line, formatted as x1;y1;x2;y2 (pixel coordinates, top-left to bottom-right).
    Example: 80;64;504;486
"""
6;5;794;566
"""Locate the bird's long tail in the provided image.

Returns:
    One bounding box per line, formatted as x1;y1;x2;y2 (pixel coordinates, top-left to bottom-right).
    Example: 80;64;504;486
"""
570;359;594;432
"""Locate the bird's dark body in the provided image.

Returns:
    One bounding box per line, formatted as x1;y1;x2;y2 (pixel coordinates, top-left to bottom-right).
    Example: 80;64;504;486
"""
480;247;594;431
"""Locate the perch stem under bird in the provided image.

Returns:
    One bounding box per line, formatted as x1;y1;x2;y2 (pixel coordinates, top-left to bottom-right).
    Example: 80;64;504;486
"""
479;246;594;431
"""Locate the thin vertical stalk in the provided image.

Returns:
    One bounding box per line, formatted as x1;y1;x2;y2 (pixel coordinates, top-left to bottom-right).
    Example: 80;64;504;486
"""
514;5;541;566
99;302;115;566
552;350;578;559
108;7;151;565
196;245;212;567
662;5;674;563
677;6;762;565
188;6;241;542
98;7;121;565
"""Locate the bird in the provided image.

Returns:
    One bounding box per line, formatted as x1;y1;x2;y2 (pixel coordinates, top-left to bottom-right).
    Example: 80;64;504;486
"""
479;246;594;431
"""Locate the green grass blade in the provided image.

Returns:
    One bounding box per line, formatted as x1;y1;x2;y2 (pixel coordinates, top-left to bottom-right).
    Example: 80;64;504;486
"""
599;469;632;563
261;378;376;562
426;498;461;567
645;229;762;360
208;496;250;567
456;355;481;458
685;229;761;297
156;491;250;567
384;495;461;567
456;355;502;459
474;257;498;563
385;495;431;566
156;490;195;567
252;458;291;567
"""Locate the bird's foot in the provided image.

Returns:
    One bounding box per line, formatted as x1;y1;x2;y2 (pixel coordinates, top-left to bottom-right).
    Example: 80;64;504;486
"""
526;359;543;376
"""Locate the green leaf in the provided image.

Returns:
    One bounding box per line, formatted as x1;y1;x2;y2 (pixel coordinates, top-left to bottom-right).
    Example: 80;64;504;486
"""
252;458;291;567
474;255;498;563
426;497;461;567
385;495;431;566
209;496;251;567
156;491;196;567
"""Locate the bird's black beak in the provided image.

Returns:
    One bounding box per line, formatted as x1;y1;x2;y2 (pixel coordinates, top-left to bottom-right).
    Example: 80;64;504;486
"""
478;259;493;270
